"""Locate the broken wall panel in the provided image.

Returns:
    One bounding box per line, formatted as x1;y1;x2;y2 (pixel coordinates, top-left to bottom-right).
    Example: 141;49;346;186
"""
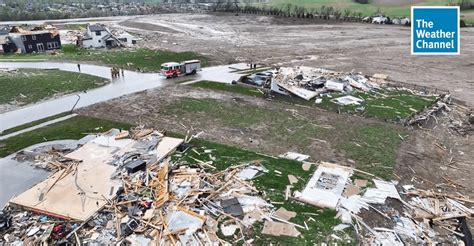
295;162;352;209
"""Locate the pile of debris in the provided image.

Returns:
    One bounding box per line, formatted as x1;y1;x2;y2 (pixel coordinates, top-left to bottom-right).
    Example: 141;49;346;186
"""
291;161;473;245
269;66;384;101
0;128;303;244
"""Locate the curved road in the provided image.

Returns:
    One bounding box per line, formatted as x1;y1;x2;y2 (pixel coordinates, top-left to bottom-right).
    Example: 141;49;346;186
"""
0;62;243;132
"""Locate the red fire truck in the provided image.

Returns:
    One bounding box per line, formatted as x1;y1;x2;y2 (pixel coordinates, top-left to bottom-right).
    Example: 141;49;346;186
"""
160;60;201;79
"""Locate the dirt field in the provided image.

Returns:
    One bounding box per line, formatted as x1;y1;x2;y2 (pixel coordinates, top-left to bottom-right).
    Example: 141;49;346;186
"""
112;13;474;107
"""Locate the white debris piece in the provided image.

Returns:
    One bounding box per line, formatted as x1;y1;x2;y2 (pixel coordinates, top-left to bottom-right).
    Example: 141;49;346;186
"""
373;180;401;200
277;83;319;100
220;223;239;236
325;80;345;92
166;210;205;235
236;167;260;180
295;162;352;209
279;151;310;161
336;195;370;223
333;95;364;106
333;224;351;231
362;188;390;204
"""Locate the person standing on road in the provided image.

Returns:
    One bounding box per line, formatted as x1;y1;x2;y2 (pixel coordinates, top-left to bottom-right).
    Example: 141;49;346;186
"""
77;64;81;72
121;68;124;77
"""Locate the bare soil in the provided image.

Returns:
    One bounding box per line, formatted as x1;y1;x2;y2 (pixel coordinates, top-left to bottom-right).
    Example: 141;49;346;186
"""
113;13;474;107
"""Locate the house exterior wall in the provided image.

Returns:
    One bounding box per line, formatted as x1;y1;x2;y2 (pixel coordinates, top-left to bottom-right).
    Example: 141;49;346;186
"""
2;32;61;54
117;35;138;47
82;29;107;48
22;33;61;53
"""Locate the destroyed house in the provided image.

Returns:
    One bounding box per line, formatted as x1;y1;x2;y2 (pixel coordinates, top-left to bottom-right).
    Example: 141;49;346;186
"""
82;24;120;48
1;29;61;54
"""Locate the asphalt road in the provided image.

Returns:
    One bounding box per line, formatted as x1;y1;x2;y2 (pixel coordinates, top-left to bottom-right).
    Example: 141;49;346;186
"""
0;62;243;132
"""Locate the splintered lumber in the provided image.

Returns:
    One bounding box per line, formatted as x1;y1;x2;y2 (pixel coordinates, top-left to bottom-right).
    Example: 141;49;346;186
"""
115;130;130;140
133;129;154;139
153;161;170;208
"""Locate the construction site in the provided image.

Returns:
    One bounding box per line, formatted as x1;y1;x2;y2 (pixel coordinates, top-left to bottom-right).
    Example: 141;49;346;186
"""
0;7;473;246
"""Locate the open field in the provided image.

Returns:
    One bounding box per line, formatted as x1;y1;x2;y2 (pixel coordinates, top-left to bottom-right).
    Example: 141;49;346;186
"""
0;45;208;72
116;13;474;107
0;68;108;112
262;0;473;19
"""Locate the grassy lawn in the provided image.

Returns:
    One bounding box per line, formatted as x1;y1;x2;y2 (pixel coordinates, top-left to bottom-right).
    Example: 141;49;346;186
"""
0;45;209;73
260;0;473;21
315;90;437;122
63;24;87;30
191;80;263;97
0;112;70;136
0;115;346;243
332;123;404;178
0;68;108;105
162;97;406;180
189;81;436;122
0;116;132;157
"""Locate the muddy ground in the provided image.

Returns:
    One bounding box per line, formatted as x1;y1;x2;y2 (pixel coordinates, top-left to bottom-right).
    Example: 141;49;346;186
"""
113;13;474;107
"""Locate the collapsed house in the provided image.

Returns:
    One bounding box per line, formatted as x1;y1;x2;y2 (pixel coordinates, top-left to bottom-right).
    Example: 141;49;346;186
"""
80;24;139;49
0;128;281;244
81;24;120;49
1;26;61;54
0;126;472;244
270;66;382;101
292;161;473;245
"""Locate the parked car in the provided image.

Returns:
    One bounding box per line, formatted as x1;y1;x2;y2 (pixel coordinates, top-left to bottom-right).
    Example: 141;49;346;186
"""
242;74;266;86
255;71;273;79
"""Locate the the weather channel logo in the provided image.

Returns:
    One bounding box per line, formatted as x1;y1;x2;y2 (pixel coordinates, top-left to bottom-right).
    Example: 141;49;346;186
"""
411;6;460;55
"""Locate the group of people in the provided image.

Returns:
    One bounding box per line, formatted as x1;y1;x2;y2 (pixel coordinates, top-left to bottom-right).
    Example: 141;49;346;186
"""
111;67;125;78
77;64;125;79
110;67;124;78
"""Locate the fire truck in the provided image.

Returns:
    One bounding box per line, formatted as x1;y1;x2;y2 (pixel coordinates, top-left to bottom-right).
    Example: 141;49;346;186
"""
160;60;201;79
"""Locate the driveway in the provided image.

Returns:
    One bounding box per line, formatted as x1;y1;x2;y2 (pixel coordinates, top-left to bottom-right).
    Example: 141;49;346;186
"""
0;62;243;132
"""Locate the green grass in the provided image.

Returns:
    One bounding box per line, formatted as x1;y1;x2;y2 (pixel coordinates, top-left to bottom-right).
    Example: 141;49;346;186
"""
315;90;437;122
0;68;108;105
1;45;209;73
0;116;132;157
163;97;406;179
0;112;70;136
64;24;87;30
191;80;263;97
333;123;403;179
165;97;269;128
261;0;469;18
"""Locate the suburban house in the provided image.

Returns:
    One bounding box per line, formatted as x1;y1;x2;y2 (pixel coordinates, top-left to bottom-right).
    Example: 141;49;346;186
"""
1;27;61;54
81;24;140;48
81;24;120;48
